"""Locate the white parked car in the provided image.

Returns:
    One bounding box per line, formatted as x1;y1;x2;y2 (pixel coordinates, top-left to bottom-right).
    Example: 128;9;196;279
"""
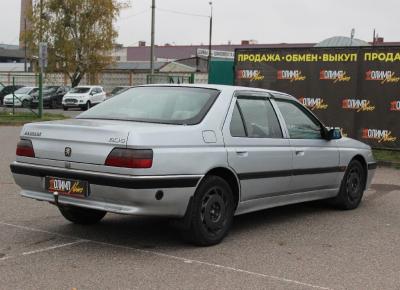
3;87;39;107
62;86;106;111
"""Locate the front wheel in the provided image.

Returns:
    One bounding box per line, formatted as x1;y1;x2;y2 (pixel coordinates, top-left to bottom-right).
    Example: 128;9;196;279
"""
58;205;106;225
181;176;234;246
82;101;91;111
22;99;30;108
331;159;366;210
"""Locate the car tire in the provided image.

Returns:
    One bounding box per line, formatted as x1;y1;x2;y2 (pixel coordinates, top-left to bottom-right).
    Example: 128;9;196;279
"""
331;159;366;210
58;205;106;225
181;175;234;246
82;101;91;111
63;106;68;111
22;99;30;108
50;99;57;109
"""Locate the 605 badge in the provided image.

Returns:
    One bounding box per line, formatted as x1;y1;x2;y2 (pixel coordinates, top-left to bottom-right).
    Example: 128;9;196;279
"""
45;176;89;198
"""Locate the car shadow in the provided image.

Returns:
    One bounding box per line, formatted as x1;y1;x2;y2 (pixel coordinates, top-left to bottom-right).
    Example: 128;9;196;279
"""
50;200;332;249
231;201;329;235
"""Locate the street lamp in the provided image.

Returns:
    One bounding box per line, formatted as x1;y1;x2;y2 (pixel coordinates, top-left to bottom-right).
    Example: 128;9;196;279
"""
208;1;213;73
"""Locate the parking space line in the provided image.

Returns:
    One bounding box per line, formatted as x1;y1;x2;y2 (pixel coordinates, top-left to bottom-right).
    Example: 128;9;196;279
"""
0;221;81;239
0;221;332;290
0;240;86;262
22;240;86;256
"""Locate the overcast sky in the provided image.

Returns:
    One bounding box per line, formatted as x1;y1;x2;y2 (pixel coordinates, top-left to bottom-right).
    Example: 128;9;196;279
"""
1;0;398;47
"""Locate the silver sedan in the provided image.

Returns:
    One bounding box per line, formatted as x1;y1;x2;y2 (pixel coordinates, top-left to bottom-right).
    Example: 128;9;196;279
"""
10;85;376;246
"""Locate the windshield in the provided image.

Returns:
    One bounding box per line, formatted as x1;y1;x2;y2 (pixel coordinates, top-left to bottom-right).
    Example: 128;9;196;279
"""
70;87;90;94
15;87;34;94
78;87;220;125
44;86;58;93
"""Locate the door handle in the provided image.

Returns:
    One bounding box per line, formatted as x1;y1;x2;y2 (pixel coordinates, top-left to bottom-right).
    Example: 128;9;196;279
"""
236;151;248;157
295;150;305;156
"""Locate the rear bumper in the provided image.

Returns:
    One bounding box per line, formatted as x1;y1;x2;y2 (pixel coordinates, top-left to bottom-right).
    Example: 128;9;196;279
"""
10;161;201;217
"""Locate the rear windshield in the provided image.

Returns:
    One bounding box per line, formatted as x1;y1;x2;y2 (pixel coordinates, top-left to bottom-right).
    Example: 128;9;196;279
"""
78;87;220;125
70;87;90;93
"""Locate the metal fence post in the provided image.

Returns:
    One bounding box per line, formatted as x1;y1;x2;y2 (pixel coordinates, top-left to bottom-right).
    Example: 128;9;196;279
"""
12;77;15;115
38;73;43;118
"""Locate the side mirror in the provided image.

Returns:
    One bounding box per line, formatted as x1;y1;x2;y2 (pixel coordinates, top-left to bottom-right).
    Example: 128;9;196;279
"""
324;128;342;140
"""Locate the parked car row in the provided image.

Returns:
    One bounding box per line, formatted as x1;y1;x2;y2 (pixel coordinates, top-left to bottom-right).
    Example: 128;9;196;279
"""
0;84;129;110
31;86;71;109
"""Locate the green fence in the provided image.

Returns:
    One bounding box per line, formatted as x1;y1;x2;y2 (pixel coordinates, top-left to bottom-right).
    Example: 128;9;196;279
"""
0;73;41;118
208;60;234;85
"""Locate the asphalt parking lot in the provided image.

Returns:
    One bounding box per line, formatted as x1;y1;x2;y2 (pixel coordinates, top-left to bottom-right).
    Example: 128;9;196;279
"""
0;126;399;290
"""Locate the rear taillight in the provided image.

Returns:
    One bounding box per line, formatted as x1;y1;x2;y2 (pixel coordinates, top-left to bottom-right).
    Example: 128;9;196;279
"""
105;148;153;168
16;139;35;158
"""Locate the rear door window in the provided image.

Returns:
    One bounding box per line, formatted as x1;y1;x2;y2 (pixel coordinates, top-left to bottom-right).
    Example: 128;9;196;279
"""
230;97;283;138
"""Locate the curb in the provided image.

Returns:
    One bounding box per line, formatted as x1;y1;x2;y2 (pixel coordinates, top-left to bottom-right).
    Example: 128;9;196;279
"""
377;160;400;169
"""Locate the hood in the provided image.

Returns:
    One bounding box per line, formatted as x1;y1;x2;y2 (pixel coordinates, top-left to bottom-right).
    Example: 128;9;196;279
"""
64;93;89;97
340;137;371;150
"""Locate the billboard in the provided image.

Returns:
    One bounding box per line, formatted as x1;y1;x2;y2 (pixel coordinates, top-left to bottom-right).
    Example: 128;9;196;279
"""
234;47;400;149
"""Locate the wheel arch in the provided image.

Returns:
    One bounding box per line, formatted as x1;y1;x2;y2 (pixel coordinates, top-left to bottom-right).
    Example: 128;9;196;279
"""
200;167;241;209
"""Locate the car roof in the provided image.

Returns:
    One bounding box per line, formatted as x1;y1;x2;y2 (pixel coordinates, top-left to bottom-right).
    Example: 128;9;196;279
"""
136;84;295;100
74;85;102;88
19;86;37;90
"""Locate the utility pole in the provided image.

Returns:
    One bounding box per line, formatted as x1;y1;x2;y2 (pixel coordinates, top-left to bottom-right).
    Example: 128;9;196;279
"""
373;29;376;46
150;0;155;78
38;0;43;118
208;2;213;74
24;18;27;72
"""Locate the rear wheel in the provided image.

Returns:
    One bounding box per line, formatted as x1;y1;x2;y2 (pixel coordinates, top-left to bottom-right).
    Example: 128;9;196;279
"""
50;99;58;109
63;106;68;111
181;176;234;246
58;205;106;225
331;159;366;210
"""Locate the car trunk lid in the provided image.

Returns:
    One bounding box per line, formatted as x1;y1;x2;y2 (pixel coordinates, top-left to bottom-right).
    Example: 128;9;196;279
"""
21;119;130;165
